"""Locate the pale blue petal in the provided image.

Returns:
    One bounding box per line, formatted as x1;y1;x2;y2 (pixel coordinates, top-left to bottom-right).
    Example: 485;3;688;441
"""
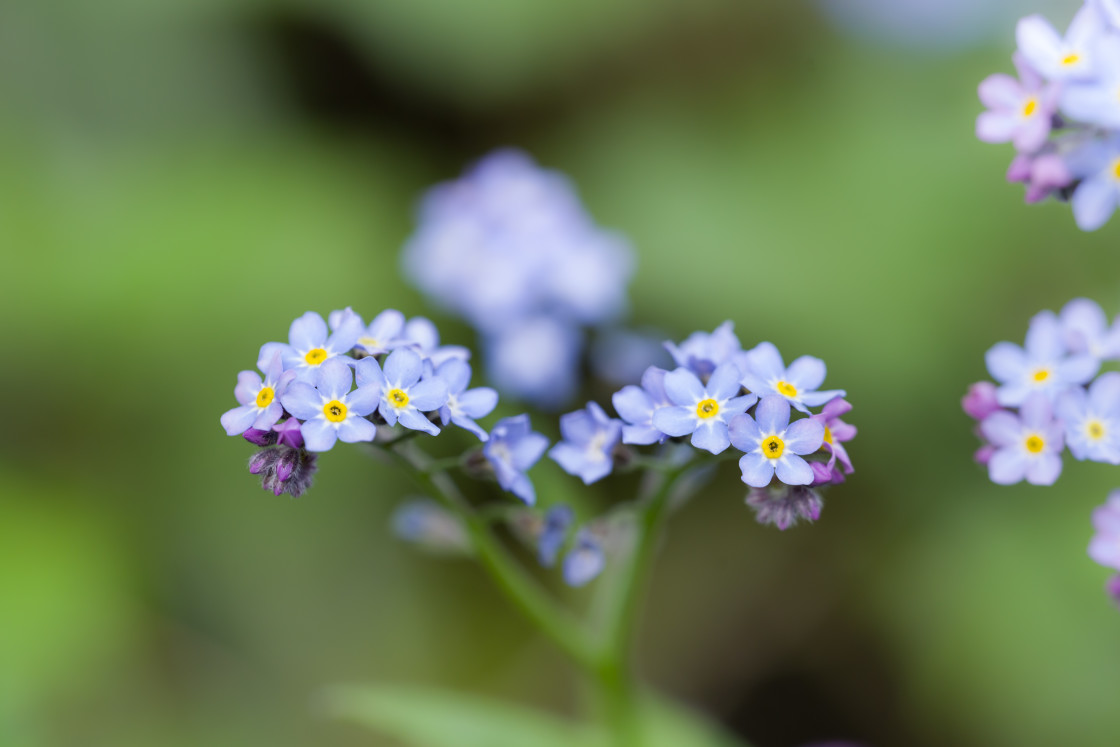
403;317;440;350
653;406;698;437
980;411;1022;447
691;421;730;454
220;405;257;436
258;342;289;373
613;385;652;424
985;342;1028;383
784;418;826;454
725;393;758;414
1091;371;1120;410
399;407;440;435
346;384;381;416
738;452;775;488
1073;174;1119;231
354;357;386;390
786;356;826;391
799;389;846;407
385;348;423;387
754;395;791;434
663;368;705;406
775;455;814;486
235;370;262;406
743;341;784;380
1025;453;1062;485
289;311;327;350
559;409;597;446
550;443;590;480
1054;387;1087;424
435;358;472;395
337;417;377;443
409;378;449;412
368;309;406;340
327;311;363;353
512;432;550;469
563;538;604;586
458;388;498;418
318;358;353;400
622;424;663;445
706;362;743;400
1058;354;1100;385
280;383;323;420
1020;392;1053;429
300;418;339;452
379;400;399;426
988;448;1028;484
450;414;489;441
1024;311;1064;361
738;373;773;396
252;402;285;430
727;413;761;451
328;306;361;332
510;474;536;506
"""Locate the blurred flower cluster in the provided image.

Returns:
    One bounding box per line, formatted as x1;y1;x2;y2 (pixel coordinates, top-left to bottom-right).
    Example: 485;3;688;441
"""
976;1;1120;230
401;149;633;407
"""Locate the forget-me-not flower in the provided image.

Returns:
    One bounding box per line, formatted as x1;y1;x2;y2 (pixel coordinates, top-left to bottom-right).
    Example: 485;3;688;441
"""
1089;490;1120;569
563;528;606;587
221;353;296;436
329;307;407;357
1061;297;1120;360
729;395;826;488
279;357;380;451
538;504;574;568
979;391;1065;485
985;310;1098;405
356;349;449;436
549;402;623;484
1056;371;1120;463
653;362;756;454
1062;36;1120;129
1066;135;1120;231
739;342;845;414
976;53;1060;152
1016;5;1103;81
433;359;498;441
664;321;741;379
260;311;362;383
810;398;857;474
613;366;673;446
483;414;550;505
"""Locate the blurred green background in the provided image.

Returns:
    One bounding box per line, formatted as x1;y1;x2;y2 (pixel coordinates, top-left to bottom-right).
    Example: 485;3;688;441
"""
4;0;1120;745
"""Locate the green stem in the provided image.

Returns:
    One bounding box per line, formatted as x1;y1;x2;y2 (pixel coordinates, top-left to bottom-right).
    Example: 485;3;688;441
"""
391;441;601;672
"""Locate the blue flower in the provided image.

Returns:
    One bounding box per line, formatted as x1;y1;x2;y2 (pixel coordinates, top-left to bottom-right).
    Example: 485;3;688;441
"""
1016;6;1103;82
549;402;623;484
1060;297;1120;360
979;392;1065;485
1062;40;1120;129
329;307;407;357
485;317;582;409
1056;372;1120;463
538;505;574;568
259;311;362;383
653;363;756;454
985;310;1098;406
434;359;498;441
612;366;673;446
739;342;845;414
483;414;550;505
729;396;825;488
220;353;297;436
396;316;471;367
279;357;380;451
563;528;606;587
356;349;449;436
664;321;742;379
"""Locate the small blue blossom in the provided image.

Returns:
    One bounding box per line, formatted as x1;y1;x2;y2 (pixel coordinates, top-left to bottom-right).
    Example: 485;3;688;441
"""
356;349;449;436
433;359;498;441
220;353;296;436
729;395;826;488
664;321;742;379
549;402;623;484
483;414;550;505
1016;6;1103;82
985;310;1099;405
330;307;407;357
538;505;574;568
1061;297;1120;360
279;357;380;452
1066;135;1120;231
392;499;470;555
563;528;606;587
979;391;1065;485
259;311;363;383
613;366;673;446
485;317;582;409
397;316;471;367
1056;372;1120;463
1062;40;1120;129
653;363;756;454
739;342;845;414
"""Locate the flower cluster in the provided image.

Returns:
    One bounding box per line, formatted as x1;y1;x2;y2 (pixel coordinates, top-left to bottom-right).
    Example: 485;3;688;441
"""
976;1;1120;230
963;298;1120;485
547;321;857;529
401;149;634;407
221;309;525;497
507;505;622;587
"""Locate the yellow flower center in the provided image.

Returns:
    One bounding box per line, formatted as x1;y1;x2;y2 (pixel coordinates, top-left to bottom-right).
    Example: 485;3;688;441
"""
1088;420;1106;441
696;398;719;419
1061;53;1081;66
1024;435;1045;454
1032;368;1050;383
762;435;785;460
824;426;833;445
776;381;798;398
255;387;275;408
1022;97;1038;117
388;388;410;409
323;399;347;423
305;348;328;366
358;336;380;350
1113;157;1120;181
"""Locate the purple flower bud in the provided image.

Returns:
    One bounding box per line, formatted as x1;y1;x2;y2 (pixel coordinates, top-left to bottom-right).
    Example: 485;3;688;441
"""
249;450;275;475
273;418;304;449
746;485;824;530
810;461;845;486
974;444;996;465
962;381;1001;420
1107;574;1120;607
243;428;278;446
276;449;298;482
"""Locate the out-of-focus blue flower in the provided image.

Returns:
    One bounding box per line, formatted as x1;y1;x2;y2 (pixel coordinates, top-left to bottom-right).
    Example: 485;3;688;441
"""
1089;489;1120;569
279;358;380;451
1056;371;1120;462
985;310;1099;405
653;362;756;454
811;398;857;474
392;499;471;555
259;311;362;383
1062;38;1120;128
980;391;1065;485
1061;297;1120;359
613;366;673;446
397;316;471;367
1017;5;1103;81
538;505;574;568
483;414;550;505
485;317;582;409
590;328;673;388
549;402;623;484
664;321;741;379
739;342;845;414
563;528;606;587
1094;0;1120;29
221;353;296;436
1006;149;1073;203
1066;135;1120;230
730;396;825;488
746;485;824;530
402;149;633;334
434;359;498;441
976;54;1060;152
356;349;449;436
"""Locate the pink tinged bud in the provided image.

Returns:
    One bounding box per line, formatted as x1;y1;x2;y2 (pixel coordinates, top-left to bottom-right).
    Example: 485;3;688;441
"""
962;381;1000;420
1107;574;1120;607
276;450;298;482
974;444;996;465
249;451;272;474
1007;154;1033;183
